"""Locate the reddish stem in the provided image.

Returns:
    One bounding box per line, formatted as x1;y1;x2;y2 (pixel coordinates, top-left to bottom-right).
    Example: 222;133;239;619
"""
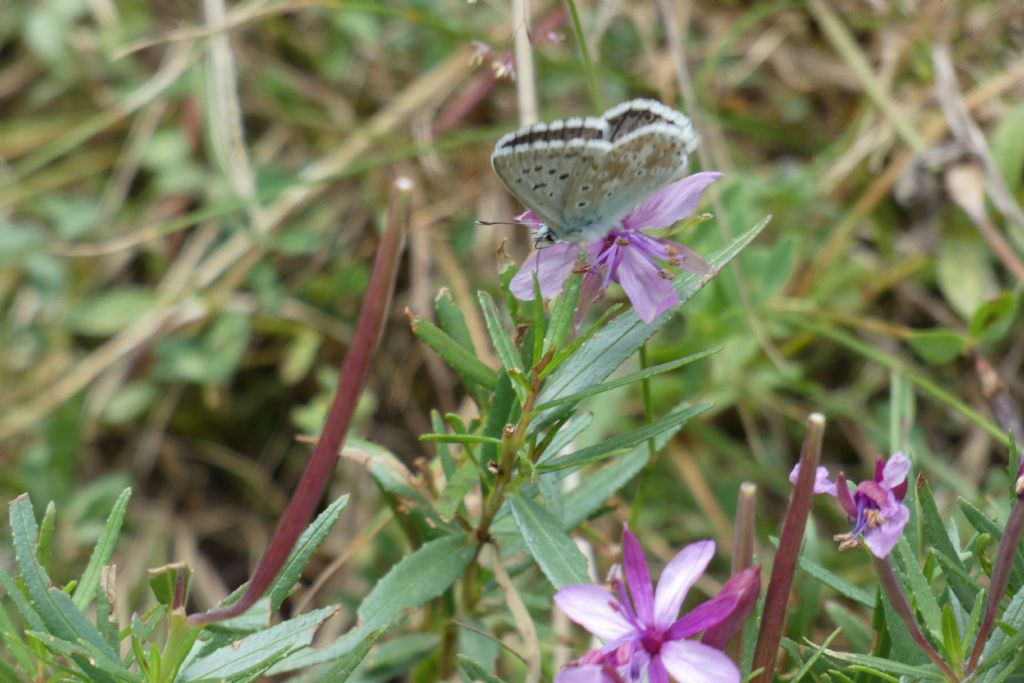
965;498;1024;675
873;555;959;681
189;178;412;625
750;413;825;681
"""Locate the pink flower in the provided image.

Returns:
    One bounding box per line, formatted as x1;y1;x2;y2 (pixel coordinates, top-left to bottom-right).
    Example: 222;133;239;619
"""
790;452;911;558
509;172;721;323
554;525;740;683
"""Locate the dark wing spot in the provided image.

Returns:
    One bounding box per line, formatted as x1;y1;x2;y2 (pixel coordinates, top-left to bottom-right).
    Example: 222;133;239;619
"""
581;185;591;192
577;201;588;208
559;173;570;180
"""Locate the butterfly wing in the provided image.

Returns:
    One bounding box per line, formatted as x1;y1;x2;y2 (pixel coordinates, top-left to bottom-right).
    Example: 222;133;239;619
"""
557;123;695;242
491;117;608;231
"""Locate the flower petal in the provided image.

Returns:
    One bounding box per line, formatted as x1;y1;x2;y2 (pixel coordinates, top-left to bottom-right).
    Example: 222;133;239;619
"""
515;210;545;230
555;665;621;683
509;243;580;300
554;585;635;641
789;462;838;496
647;655;670;683
621;525;655;625
701;566;761;649
614;244;678;323
660;640;740;683
653;540;715;628
665;592;739;640
622;172;723;231
881;452;911;490
864;503;910;558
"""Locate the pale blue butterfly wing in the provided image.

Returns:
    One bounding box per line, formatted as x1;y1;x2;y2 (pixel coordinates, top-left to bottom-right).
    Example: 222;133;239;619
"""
491;99;700;243
491;116;608;232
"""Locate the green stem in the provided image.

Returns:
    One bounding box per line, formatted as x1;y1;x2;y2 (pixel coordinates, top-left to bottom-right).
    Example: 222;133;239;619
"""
157;611;199;683
564;0;604;113
638;343;657;459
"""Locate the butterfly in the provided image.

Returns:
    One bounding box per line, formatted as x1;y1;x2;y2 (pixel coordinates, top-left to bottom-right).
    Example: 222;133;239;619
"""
491;98;699;244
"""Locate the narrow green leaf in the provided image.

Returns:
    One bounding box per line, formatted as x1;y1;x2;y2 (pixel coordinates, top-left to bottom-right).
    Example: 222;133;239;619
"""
435;288;475;353
540;403;712;471
534;348;720;411
509;493;589;588
892;537;943;643
314;625;387;683
431;409;455;478
479;371;517;469
357;533;476;631
958;498;1024;589
534;217;768;428
37;501;56;572
825;601;872;653
478;290;525;376
73;488;131;610
437;460;479;522
790;628;841;681
457;654;508;683
420;434;503;447
974;581;1024;675
940;603;963;668
9;495;117;659
530;272;546;365
824;650;945;680
268;494;349;611
26;630;140;682
411;315;497;390
545;270;583;355
796;555;874;607
918;479;977;605
178;606;337;681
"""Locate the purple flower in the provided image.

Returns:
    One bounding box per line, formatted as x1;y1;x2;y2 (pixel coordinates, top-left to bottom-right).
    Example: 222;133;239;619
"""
554;525;740;683
790;452;911;558
509;172;721;323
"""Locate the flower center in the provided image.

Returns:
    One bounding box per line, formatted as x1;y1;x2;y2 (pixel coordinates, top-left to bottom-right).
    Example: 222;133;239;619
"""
640;627;665;655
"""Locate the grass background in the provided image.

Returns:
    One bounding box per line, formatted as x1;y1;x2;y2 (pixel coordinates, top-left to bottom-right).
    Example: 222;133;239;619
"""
3;0;1024;671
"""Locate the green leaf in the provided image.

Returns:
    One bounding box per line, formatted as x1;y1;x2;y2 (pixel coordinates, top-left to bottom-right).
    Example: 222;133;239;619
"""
457;654;508;683
534;217;768;428
969;292;1020;347
435;288;475;353
534;347;719;411
72;487;130;610
958;497;1024;589
918;479;976;606
539;403;712;471
936;236;996;320
36;501;56;572
479;371;518;469
796;554;874;607
544;270;584;355
509;493;589;588
991;103;1024;192
789;628;841;682
891;537;943;643
437;460;479;522
8;495;117;660
940;603;964;668
356;533;476;631
313;625;387;683
824;650;944;680
478;290;525;376
178;606;337;681
411;315;497;390
67;288;157;337
906;329;965;365
25;630;140;682
974;580;1024;675
268;494;349;611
